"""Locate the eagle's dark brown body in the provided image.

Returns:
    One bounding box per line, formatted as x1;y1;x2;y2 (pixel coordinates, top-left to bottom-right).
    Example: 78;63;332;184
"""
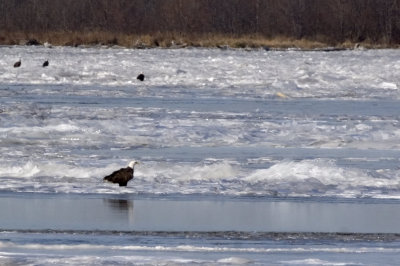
103;166;134;186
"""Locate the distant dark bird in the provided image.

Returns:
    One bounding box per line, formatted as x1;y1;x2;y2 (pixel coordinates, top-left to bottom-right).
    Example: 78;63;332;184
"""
26;39;40;46
137;73;145;81
13;59;21;68
42;60;49;67
103;161;139;186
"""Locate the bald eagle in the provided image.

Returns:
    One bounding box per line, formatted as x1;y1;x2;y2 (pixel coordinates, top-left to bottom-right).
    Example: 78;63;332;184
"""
103;161;139;186
43;60;49;67
137;73;145;81
14;59;21;68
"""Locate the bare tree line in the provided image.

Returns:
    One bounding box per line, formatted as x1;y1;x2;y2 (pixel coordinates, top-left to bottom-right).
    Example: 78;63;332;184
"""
0;0;399;45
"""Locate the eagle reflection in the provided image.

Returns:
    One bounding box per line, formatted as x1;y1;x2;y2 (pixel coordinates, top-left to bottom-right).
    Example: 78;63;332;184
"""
104;199;135;225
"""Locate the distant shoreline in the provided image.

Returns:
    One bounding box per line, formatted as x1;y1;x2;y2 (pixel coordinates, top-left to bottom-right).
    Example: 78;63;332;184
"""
1;31;399;50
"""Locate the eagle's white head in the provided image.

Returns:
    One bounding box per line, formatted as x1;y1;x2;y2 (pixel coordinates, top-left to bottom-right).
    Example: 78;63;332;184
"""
128;160;139;168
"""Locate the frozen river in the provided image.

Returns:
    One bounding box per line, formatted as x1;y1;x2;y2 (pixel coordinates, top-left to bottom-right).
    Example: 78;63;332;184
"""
0;46;400;265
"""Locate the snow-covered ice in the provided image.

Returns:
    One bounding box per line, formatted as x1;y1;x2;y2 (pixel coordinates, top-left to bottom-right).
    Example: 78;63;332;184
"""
1;46;400;198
